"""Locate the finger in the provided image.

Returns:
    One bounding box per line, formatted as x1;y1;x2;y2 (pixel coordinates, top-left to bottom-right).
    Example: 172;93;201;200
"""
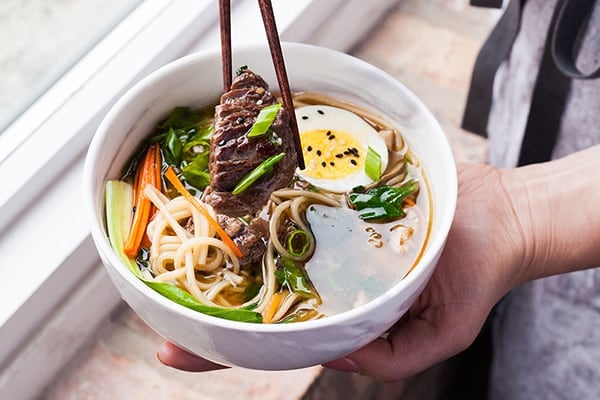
156;341;229;372
324;314;469;382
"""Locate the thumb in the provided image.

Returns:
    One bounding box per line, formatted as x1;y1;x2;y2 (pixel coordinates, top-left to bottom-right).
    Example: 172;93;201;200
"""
324;311;475;382
157;341;229;372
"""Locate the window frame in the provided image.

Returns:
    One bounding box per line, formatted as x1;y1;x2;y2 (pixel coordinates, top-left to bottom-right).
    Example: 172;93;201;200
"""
0;0;399;397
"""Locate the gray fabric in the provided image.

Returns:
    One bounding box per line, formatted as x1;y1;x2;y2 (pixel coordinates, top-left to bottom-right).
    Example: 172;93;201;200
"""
486;1;600;399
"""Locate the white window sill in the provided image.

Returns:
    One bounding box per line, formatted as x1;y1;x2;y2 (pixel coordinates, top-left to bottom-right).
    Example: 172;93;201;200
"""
0;0;399;398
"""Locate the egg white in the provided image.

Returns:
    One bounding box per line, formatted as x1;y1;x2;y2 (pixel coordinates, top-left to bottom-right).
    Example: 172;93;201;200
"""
295;105;389;193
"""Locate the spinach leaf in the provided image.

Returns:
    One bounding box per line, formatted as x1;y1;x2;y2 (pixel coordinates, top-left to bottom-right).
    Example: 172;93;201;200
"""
163;128;184;166
181;147;211;190
275;258;316;299
158;106;205;131
152;107;214;191
347;180;419;222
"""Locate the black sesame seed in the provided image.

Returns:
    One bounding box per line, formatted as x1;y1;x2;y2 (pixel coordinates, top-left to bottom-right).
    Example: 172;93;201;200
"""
330;162;335;166
302;116;309;120
321;161;327;167
350;159;357;165
326;130;331;136
335;153;343;158
307;145;313;152
344;150;350;155
316;150;322;156
317;109;325;115
328;135;335;140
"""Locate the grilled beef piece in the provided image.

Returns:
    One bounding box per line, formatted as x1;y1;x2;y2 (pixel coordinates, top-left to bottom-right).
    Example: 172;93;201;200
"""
205;68;298;217
217;214;267;266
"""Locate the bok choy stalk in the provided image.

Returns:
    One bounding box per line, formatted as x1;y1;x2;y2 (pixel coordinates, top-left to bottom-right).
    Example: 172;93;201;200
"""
104;180;262;323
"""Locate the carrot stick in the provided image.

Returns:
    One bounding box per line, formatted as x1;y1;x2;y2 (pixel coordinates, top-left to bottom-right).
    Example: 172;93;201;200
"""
123;144;161;258
263;292;283;324
164;166;243;258
404;198;416;207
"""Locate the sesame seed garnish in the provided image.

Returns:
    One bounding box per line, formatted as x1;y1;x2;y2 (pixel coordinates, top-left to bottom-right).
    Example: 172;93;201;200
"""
307;145;312;152
330;162;335;166
302;116;309;120
335;153;343;158
317;109;325;115
350;159;357;165
321;161;327;167
328;135;336;140
316;150;322;156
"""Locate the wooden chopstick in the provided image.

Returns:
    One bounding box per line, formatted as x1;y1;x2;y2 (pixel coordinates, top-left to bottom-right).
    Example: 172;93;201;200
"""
218;0;306;169
218;0;232;92
257;0;305;169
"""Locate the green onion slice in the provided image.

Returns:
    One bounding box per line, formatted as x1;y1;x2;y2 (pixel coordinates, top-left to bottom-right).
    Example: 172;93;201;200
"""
247;103;282;138
286;229;311;257
365;146;382;181
232;152;286;195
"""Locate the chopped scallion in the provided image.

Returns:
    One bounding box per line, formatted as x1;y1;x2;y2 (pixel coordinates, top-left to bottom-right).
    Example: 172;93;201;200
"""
247;103;282;138
232;152;286;195
286;229;311;257
365;146;382;181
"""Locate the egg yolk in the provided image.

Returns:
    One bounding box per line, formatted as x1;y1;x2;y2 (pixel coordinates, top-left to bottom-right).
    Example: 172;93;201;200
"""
301;129;365;180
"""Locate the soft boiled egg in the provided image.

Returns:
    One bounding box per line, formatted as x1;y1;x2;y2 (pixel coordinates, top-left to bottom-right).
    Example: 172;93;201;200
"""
295;105;389;193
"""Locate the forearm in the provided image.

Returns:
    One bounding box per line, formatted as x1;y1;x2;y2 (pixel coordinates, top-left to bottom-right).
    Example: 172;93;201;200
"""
503;145;600;283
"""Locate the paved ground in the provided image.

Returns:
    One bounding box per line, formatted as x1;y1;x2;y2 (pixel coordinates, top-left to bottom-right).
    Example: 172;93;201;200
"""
42;1;497;398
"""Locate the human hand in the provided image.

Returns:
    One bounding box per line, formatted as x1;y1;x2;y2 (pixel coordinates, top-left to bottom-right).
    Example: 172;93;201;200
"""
323;162;531;381
157;341;228;372
157;147;600;377
156;163;530;375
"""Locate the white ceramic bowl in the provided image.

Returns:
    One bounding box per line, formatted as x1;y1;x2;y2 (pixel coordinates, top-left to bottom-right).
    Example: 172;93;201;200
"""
84;43;457;370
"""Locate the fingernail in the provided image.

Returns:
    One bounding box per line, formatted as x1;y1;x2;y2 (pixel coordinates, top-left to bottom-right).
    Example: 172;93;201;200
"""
323;357;359;373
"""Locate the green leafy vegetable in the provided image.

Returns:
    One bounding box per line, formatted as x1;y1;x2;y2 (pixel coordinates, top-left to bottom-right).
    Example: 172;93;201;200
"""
144;280;263;323
151;107;213;191
236;65;248;76
347;180;419;221
247;103;282;138
365;146;382;181
232;152;286;195
163;128;184;166
157;106;206;131
275;258;316;299
104;180;263;323
286;229;311;257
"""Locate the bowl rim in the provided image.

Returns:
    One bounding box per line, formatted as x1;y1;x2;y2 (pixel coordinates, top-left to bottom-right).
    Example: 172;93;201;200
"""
83;42;457;334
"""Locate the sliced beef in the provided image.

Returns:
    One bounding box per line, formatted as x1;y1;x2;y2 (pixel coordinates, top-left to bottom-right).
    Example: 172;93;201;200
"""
205;68;298;217
217;214;266;266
